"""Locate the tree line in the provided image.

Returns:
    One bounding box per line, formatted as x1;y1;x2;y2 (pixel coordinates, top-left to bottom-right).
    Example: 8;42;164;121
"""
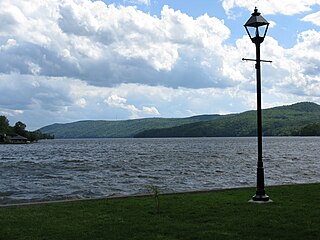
0;116;54;142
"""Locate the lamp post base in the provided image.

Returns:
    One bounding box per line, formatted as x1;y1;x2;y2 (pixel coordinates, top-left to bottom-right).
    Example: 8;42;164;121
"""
249;194;272;203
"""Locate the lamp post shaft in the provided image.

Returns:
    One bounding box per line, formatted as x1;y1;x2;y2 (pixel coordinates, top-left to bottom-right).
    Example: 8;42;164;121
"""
256;43;262;154
253;42;269;201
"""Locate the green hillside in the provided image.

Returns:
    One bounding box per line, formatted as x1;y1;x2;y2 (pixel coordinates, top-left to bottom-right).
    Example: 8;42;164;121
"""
134;102;320;137
39;102;320;139
39;115;221;139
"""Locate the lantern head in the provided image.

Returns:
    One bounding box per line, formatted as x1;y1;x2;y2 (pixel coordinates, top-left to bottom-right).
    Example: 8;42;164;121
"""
244;7;269;44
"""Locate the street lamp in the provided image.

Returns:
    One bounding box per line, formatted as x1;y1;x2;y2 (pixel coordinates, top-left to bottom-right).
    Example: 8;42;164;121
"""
244;7;271;202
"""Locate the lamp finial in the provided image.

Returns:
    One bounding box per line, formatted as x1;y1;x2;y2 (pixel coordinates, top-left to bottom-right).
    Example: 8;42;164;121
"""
252;7;260;16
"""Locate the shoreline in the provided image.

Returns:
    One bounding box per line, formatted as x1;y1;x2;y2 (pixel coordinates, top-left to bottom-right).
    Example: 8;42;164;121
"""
1;182;318;208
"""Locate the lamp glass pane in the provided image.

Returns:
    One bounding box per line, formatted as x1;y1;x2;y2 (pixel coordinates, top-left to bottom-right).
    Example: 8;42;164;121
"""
246;26;257;39
258;25;268;38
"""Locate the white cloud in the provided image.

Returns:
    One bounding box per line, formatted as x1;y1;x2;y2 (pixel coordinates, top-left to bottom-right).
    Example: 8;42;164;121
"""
302;11;320;26
0;39;17;50
75;98;87;108
222;0;319;15
125;0;150;6
0;0;231;88
0;109;24;117
106;95;127;107
142;106;160;115
105;94;160;118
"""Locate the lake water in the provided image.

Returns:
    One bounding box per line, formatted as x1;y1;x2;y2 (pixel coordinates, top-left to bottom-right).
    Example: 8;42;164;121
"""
0;137;319;204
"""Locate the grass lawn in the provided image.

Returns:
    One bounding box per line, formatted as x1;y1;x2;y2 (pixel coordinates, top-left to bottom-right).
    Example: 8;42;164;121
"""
0;183;319;240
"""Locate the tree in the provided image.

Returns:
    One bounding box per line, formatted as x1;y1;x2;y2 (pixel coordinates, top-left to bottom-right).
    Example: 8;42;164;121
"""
0;116;10;134
14;121;27;137
299;122;320;136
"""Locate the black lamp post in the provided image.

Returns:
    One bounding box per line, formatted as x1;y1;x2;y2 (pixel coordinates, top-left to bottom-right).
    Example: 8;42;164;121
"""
244;7;271;202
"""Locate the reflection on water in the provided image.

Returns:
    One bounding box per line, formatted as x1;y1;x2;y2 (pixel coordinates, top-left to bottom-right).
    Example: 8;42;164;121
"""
0;137;319;204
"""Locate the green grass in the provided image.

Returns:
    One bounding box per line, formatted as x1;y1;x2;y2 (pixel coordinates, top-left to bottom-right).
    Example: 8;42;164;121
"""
0;184;319;240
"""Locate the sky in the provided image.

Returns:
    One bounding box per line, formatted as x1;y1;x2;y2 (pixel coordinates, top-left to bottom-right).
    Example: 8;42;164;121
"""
0;0;319;130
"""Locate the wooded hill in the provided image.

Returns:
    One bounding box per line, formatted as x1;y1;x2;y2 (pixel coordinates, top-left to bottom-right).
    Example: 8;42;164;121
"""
39;102;320;139
39;115;220;138
135;102;320;137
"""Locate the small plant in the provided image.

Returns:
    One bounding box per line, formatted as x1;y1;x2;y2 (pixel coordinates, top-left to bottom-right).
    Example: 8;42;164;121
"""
147;185;160;214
